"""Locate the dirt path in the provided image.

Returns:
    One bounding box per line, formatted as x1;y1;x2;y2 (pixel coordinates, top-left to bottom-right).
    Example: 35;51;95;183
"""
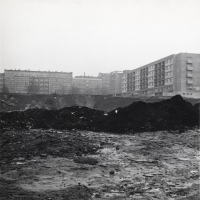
0;130;199;199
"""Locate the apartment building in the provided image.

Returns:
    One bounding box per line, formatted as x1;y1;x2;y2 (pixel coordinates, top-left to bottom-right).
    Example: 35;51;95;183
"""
121;70;133;94
98;73;110;95
126;53;200;98
0;73;4;92
110;71;123;96
4;70;73;94
73;76;102;95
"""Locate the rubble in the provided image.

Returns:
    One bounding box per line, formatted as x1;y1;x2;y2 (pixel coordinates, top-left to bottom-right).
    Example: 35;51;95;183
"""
0;95;199;133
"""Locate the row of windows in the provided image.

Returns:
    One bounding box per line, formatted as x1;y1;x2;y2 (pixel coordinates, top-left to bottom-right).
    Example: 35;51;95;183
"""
148;71;154;76
6;82;14;85
16;82;29;85
148;82;154;87
148;65;154;71
165;65;173;71
148;77;154;81
165;58;173;65
165;71;173;77
165;78;173;83
183;93;193;95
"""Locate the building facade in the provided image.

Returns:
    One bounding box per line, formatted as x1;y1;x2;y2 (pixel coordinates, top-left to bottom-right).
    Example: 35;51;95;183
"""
121;70;132;94
98;73;110;95
72;76;102;95
126;53;200;98
0;73;4;93
110;71;123;96
4;70;73;94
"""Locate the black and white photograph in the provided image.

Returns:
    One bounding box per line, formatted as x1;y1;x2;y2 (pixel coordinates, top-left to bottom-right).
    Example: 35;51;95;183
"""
0;0;199;199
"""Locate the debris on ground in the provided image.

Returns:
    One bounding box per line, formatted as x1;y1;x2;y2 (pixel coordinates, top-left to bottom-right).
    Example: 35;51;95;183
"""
0;95;199;133
0;95;199;199
0;130;199;199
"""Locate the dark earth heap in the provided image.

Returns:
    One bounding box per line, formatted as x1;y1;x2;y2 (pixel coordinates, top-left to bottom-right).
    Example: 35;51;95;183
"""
0;95;199;133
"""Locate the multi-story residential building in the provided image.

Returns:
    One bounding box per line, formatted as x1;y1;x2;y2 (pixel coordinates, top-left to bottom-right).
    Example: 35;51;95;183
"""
110;71;123;96
73;76;102;95
98;73;110;95
126;53;200;98
4;70;73;94
0;73;4;92
121;70;132;94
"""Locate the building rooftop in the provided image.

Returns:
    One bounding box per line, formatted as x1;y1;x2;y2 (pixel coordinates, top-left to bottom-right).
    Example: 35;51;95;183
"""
74;76;101;79
4;69;72;74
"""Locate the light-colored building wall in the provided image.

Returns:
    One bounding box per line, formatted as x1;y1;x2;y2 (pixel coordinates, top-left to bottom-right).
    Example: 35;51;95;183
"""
172;53;200;98
73;76;102;95
122;70;132;93
0;73;4;92
98;73;110;95
126;53;200;98
110;71;123;95
4;70;72;94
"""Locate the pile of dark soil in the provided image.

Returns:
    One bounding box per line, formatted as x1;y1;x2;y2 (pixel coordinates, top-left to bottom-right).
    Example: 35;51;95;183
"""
99;95;199;133
194;103;200;111
0;106;104;131
0;95;199;133
0;130;100;164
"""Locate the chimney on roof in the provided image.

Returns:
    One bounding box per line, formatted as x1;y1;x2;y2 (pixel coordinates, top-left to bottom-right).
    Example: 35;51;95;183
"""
84;72;85;77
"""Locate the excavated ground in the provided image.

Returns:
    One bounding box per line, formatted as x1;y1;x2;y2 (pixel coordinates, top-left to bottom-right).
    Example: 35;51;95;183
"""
0;129;199;200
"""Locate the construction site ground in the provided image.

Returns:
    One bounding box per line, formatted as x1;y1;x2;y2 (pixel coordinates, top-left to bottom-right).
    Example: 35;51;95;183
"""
0;129;199;200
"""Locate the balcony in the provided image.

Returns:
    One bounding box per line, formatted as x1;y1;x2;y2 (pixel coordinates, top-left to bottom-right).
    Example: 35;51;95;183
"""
187;80;193;84
187;73;193;78
187;66;193;71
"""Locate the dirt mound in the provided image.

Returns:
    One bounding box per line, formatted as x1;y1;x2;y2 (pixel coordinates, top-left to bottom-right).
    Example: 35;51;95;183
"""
0;106;104;131
0;95;199;133
100;95;199;133
194;103;200;111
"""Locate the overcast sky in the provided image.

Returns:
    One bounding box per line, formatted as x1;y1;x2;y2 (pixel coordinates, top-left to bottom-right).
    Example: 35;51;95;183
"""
0;0;200;76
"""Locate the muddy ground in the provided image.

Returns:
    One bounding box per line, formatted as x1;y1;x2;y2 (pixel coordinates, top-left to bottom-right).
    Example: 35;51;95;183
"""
0;129;199;200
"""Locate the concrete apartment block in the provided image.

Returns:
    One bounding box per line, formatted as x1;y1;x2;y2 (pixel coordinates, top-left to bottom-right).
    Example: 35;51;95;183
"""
110;71;123;96
4;70;73;94
73;76;103;95
126;53;200;98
